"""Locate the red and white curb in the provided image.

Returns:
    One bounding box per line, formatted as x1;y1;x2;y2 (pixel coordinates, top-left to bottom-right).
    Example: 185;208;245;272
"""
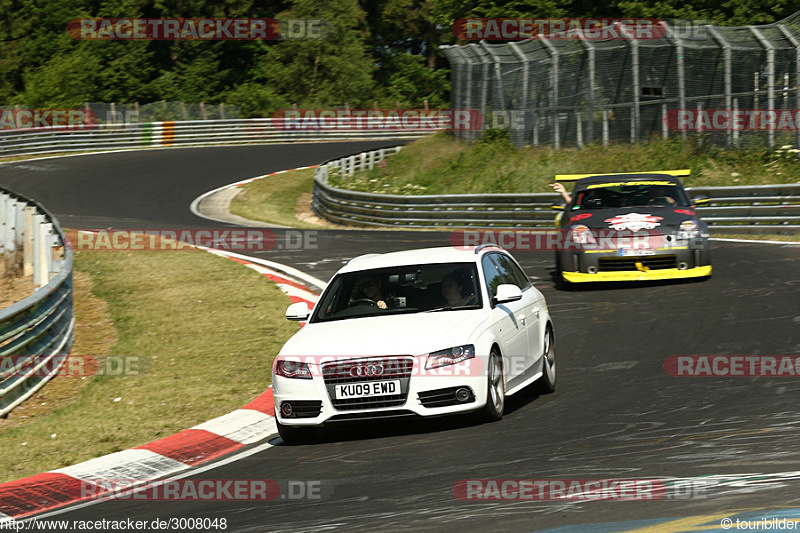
0;250;322;521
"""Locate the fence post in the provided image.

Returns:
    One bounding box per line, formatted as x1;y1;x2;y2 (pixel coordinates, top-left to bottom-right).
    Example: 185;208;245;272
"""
707;26;732;148
32;213;45;287
696;102;704;146
576;111;583;149
751;26;775;148
662;104;668;139
509;43;530;145
2;195;15;254
667;23;688;141
480;42;507;115
582;40;596;144
23;206;34;276
200;102;207;120
778;24;800;153
42;222;53;280
733;97;740;147
475;44;490;124
540;38;560;149
15;199;25;249
630;105;636;144
623;24;640;144
602;109;609;146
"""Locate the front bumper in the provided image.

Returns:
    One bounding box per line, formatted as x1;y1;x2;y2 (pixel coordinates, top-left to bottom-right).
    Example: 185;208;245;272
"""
563;265;711;283
272;357;489;427
556;235;711;283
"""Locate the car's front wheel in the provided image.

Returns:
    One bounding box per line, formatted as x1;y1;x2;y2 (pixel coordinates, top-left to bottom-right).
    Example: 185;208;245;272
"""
533;326;556;394
276;419;315;445
482;350;505;422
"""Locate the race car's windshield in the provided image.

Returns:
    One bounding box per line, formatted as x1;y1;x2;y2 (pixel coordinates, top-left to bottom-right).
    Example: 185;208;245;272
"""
311;262;482;323
571;182;691;210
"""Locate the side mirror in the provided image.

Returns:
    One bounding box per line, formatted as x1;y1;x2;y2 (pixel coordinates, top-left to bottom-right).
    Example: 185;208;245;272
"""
285;302;310;321
692;196;710;206
493;284;523;305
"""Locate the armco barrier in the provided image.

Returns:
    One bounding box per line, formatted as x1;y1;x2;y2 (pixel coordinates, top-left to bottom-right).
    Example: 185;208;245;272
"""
313;147;800;233
0;119;436;159
0;186;73;417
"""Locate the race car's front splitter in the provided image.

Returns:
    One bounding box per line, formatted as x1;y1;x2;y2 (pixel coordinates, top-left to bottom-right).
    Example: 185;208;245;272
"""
562;265;712;283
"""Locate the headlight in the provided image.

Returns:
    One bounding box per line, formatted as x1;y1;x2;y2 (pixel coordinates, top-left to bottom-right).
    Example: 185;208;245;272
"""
426;345;475;370
571;224;597;245
677;220;700;239
274;359;312;379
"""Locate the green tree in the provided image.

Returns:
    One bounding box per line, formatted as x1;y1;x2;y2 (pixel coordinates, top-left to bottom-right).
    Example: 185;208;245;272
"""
256;0;376;108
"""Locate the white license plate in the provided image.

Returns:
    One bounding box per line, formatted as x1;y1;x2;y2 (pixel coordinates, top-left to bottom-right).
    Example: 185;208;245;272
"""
335;380;400;399
620;248;656;257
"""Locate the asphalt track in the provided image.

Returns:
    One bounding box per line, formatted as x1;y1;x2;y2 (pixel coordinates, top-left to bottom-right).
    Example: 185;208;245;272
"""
1;143;799;532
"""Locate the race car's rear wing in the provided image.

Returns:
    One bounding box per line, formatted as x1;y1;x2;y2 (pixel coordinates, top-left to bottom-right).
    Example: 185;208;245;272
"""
554;169;691;182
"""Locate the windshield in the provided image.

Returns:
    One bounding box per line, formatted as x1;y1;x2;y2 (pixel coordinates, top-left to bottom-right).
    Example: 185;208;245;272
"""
311;262;482;323
571;182;691;210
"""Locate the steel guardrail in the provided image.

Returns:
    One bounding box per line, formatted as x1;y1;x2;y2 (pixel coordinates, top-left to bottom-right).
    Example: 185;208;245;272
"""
0;186;74;417
313;147;800;234
0;120;436;159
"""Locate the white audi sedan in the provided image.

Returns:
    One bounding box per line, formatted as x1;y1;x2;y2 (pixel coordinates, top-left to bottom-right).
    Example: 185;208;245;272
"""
271;245;556;443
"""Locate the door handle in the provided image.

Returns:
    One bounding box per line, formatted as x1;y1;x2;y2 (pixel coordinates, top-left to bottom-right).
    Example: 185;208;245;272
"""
518;314;526;325
532;306;540;318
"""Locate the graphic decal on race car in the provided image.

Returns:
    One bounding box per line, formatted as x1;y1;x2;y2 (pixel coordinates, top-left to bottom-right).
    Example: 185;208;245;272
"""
604;213;663;231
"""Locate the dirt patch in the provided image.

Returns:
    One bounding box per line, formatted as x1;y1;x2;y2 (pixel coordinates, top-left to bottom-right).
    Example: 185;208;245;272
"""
0;251;33;308
294;192;340;227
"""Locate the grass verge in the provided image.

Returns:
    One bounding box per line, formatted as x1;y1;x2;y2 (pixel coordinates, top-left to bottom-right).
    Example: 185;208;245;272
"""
0;247;298;483
229;168;333;228
330;133;800;195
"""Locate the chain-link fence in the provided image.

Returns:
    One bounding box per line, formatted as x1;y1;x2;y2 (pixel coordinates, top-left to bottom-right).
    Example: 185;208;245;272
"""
442;12;800;149
0;102;242;125
83;101;241;123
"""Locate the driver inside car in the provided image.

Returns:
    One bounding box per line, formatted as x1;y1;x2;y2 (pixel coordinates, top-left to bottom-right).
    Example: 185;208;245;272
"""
353;275;389;309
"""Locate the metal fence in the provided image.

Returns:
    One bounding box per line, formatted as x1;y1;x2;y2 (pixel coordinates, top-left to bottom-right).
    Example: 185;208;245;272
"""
0;186;74;417
0;102;242;124
0;120;435;159
441;12;800;149
313;147;800;233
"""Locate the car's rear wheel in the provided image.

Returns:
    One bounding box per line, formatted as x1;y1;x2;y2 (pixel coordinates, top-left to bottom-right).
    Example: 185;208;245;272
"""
533;327;556;394
482;350;505;422
276;419;315;444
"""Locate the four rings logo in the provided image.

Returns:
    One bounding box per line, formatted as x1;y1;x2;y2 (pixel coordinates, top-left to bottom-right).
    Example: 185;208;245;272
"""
350;363;384;377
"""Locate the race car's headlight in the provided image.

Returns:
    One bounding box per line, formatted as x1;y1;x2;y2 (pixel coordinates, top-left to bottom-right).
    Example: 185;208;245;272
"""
677;220;700;239
426;345;475;370
571;224;597;245
274;359;312;379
